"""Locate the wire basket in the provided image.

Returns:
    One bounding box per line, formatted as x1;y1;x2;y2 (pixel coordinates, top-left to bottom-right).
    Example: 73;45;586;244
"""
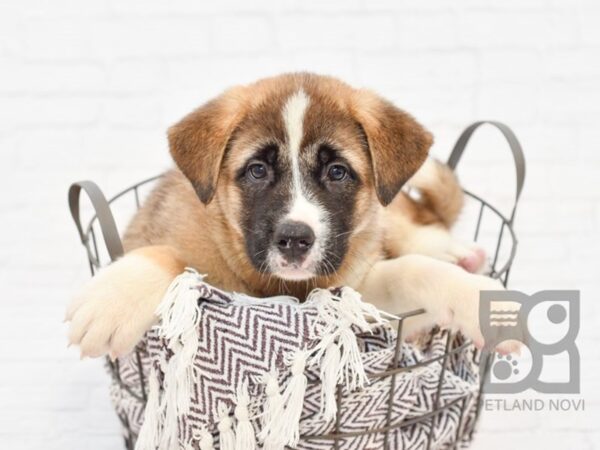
68;121;525;450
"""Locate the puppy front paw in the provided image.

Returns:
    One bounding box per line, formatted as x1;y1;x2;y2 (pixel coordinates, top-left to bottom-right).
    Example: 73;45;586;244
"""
66;252;177;359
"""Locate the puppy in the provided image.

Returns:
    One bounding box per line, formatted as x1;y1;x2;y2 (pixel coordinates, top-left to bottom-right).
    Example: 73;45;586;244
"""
66;73;505;359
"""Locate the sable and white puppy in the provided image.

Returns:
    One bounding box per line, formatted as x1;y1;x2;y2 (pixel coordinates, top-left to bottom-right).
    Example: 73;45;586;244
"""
66;73;506;359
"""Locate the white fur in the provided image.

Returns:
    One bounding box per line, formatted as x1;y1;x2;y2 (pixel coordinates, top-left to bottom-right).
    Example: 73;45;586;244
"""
283;90;309;173
66;252;174;358
407;157;437;189
358;254;520;353
272;90;330;279
400;224;488;274
282;89;325;234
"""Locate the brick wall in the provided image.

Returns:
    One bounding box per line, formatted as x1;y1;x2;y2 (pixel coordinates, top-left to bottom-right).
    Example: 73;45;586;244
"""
0;0;598;448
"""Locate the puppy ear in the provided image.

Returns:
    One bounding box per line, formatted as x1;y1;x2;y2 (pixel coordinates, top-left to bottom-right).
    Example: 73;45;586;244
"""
168;87;248;204
351;90;433;206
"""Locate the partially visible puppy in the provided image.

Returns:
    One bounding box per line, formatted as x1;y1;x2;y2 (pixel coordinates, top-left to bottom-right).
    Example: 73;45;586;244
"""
66;73;508;360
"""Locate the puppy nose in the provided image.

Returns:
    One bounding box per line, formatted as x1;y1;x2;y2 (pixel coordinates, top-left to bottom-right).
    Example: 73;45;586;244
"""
275;221;315;260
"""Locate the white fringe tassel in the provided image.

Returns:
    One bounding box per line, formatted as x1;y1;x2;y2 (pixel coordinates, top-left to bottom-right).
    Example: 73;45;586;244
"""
319;341;341;421
218;403;236;450
134;366;161;450
234;381;257;450
260;350;308;449
136;268;204;450
307;287;394;419
157;361;180;450
336;323;368;391
262;369;283;428
155;268;203;345
198;428;215;450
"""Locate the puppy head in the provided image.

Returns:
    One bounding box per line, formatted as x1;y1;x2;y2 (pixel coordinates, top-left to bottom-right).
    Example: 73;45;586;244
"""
169;73;432;281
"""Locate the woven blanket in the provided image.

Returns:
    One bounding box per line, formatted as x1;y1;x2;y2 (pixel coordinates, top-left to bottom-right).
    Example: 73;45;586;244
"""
109;270;480;450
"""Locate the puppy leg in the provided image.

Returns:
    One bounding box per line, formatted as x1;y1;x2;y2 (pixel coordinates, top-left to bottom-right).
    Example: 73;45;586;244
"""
66;245;185;359
394;224;488;274
358;254;515;352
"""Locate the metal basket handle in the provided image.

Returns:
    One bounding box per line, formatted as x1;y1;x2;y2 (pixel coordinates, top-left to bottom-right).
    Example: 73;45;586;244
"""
68;181;124;263
446;121;526;223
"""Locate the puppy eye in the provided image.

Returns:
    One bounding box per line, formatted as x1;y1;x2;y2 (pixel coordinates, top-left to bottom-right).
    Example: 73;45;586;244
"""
327;164;348;182
247;162;268;180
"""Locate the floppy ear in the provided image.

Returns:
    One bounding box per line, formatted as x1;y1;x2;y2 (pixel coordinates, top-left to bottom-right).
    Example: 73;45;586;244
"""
351;90;433;206
168;87;248;204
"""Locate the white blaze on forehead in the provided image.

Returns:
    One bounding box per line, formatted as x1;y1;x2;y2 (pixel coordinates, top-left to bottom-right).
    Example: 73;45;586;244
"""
283;89;309;162
281;90;326;235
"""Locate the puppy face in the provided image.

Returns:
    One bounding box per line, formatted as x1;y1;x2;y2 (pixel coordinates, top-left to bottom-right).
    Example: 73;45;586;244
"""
169;73;432;281
224;89;371;280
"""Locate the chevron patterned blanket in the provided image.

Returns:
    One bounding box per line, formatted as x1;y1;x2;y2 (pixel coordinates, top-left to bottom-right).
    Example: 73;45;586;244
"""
109;270;480;450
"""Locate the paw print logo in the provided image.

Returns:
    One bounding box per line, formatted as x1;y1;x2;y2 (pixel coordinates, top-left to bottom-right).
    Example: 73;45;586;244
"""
480;290;580;394
493;354;519;380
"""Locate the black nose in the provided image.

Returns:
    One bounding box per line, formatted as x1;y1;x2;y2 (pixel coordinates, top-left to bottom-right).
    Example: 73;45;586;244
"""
274;221;315;260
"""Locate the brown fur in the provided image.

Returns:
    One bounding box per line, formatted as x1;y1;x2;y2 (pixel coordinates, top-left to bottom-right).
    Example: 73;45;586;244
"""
349;89;433;205
168;86;250;204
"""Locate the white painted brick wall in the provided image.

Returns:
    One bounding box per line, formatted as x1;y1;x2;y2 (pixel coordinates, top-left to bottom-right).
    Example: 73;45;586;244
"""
0;0;598;448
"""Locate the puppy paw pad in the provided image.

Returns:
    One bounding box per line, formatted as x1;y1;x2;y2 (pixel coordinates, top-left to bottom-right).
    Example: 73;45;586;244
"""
457;247;487;273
